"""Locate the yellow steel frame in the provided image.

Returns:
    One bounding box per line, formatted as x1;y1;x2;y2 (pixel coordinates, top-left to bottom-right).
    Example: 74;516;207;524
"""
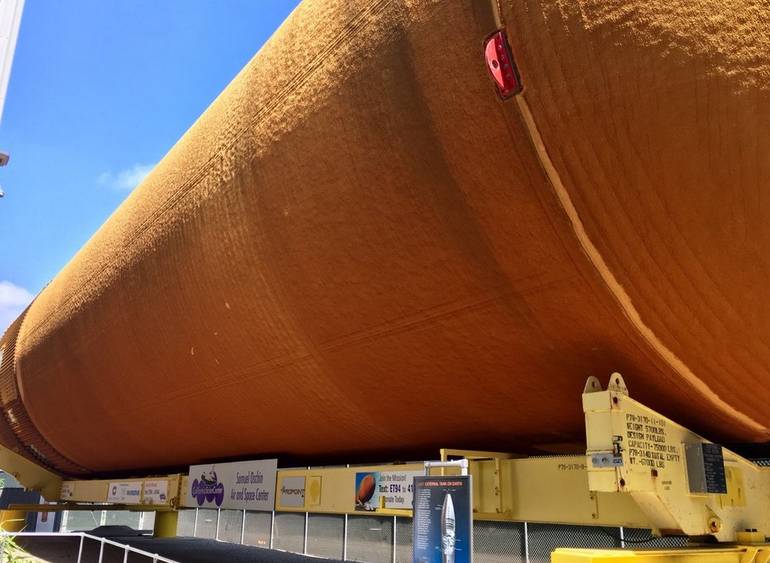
275;463;424;517
552;546;770;563
3;371;770;561
584;373;770;542
153;510;178;538
11;452;650;528
58;475;181;507
0;442;61;500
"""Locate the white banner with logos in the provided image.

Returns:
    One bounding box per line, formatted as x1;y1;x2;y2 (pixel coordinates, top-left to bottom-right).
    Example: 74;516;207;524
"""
142;480;169;505
184;459;277;510
107;481;142;504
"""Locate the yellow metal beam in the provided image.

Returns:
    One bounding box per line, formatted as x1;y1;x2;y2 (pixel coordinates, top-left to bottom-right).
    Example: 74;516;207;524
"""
470;455;650;527
153;511;178;538
552;546;770;563
266;456;651;527
58;475;181;508
584;373;770;541
8;503;175;512
275;463;425;513
440;449;519;461
0;442;61;500
0;510;26;532
41;373;770;552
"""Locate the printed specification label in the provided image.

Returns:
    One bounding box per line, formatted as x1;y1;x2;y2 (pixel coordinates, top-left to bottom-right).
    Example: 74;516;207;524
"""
625;413;681;469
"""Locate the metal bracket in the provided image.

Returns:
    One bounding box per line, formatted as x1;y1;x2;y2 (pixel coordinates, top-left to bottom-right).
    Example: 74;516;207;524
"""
606;372;629;396
584;376;602;394
590;453;623;468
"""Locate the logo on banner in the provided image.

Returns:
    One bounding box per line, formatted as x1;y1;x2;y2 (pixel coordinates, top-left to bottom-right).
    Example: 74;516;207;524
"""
107;482;142;504
184;459;277;510
143;480;169;505
190;469;225;507
280;476;306;507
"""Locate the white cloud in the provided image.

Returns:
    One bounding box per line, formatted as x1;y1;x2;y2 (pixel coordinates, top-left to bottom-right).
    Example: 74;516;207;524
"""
0;281;33;336
97;163;155;191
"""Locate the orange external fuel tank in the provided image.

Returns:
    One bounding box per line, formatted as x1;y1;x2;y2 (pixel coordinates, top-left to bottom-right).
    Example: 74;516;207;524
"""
1;0;769;476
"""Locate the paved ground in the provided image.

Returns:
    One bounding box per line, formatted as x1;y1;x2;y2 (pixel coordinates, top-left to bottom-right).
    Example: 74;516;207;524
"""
15;528;342;563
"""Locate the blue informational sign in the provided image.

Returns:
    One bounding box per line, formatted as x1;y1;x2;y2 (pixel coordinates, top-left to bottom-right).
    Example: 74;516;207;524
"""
412;475;473;563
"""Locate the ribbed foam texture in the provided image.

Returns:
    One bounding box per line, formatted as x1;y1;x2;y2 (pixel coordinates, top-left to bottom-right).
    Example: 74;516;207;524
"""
0;311;88;475
2;0;770;475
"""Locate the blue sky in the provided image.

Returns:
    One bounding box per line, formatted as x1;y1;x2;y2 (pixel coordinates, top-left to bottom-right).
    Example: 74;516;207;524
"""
0;0;300;331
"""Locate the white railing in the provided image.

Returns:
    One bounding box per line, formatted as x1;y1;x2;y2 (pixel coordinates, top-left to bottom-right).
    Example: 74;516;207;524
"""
0;531;178;563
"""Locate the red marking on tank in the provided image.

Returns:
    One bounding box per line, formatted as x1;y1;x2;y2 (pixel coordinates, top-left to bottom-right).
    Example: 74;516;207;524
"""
484;30;522;98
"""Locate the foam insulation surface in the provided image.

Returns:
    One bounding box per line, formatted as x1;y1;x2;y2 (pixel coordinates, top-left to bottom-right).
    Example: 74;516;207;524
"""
1;0;768;474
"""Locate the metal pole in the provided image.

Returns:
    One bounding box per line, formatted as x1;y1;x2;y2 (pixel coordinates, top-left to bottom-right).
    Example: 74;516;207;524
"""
215;509;221;540
619;526;625;549
77;534;84;563
344;464;350;562
269;510;275;549
240;509;246;544
524;522;530;563
98;537;105;563
304;466;310;555
423;459;469;475
193;508;199;537
123;546;129;563
392;515;397;563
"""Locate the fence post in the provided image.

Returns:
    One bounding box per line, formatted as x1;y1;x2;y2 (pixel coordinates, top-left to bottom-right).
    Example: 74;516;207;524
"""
392;515;397;563
524;522;530;563
343;463;349;561
303;466;310;555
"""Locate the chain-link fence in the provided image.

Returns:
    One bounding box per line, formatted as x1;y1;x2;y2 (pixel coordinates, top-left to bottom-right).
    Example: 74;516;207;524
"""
244;510;272;548
60;510;156;533
346;515;393;563
176;509;688;562
307;513;345;559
